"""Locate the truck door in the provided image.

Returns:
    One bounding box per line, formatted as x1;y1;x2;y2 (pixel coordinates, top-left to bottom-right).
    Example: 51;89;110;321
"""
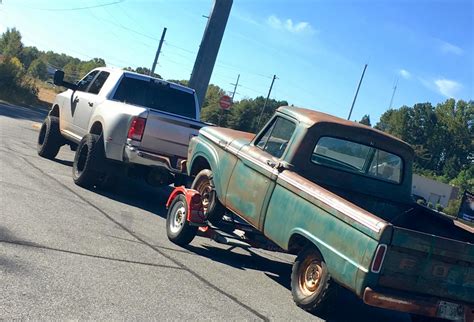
72;71;109;137
225;116;296;229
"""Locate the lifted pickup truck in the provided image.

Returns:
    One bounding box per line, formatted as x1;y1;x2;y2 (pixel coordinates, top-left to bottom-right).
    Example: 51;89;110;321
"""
168;106;473;320
37;68;205;187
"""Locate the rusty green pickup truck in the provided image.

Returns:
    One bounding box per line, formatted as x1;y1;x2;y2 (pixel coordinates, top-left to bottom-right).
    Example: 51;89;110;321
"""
181;106;473;320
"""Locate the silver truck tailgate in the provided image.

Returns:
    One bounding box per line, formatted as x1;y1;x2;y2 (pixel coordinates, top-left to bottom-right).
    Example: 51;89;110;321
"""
140;110;204;158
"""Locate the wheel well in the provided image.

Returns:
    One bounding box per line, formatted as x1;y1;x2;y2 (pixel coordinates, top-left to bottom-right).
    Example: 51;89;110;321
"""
50;105;60;117
190;156;211;176
89;122;103;135
288;233;318;255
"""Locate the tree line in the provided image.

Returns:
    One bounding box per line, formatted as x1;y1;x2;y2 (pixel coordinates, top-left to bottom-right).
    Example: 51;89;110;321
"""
1;28;472;215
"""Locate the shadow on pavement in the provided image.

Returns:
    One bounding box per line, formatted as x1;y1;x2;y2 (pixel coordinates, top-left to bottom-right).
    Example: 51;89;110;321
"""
51;158;74;167
184;242;409;322
185;243;292;289
93;176;173;218
0;102;48;122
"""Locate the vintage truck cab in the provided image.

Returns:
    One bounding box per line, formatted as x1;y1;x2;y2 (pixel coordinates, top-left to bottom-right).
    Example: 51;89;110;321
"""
176;106;473;320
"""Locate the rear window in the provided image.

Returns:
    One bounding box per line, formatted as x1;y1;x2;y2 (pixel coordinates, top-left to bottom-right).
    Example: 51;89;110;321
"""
113;76;196;119
312;136;403;183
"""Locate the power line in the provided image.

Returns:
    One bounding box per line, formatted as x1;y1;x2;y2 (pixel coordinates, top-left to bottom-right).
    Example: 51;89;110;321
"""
13;0;125;12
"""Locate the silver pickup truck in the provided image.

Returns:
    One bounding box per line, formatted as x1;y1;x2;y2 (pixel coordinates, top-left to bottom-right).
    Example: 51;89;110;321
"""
37;67;205;188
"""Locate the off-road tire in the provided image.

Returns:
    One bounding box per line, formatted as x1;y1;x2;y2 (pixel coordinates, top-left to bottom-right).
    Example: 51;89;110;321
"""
37;116;63;159
166;194;198;246
191;169;225;224
291;245;337;314
72;133;105;188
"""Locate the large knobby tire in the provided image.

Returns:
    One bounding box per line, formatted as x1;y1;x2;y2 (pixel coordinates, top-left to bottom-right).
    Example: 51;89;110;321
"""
191;169;225;224
291;246;337;314
166;194;198;246
37;116;63;159
72;133;105;188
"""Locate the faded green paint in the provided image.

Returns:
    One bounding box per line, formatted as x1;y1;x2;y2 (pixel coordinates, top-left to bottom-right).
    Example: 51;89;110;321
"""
187;106;474;307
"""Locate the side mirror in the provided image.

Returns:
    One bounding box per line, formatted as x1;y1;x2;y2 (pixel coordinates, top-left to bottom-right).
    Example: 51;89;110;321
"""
53;70;77;91
53;70;64;86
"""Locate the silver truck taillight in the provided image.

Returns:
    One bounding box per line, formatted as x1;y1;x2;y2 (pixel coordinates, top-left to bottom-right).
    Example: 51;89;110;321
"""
128;117;146;141
371;244;387;273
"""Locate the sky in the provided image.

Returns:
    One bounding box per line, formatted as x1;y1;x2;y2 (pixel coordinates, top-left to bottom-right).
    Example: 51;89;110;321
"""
0;0;473;124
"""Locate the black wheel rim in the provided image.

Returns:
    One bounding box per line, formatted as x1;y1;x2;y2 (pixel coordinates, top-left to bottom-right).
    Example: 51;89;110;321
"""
38;123;46;146
75;144;88;176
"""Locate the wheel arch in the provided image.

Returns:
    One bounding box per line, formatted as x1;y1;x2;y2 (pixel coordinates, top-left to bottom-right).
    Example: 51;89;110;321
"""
49;104;60;117
288;232;324;259
189;155;212;177
89;121;104;135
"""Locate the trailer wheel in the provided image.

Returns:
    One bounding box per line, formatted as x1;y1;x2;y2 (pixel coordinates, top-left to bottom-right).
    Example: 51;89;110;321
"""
291;245;337;314
191;169;224;224
166;194;198;246
37;116;63;159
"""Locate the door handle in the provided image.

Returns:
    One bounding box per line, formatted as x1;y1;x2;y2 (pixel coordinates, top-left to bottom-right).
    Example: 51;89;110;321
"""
266;159;277;168
88;102;94;107
73;96;79;103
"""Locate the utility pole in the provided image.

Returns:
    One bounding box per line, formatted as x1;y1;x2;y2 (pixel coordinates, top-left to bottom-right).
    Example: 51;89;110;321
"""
230;74;240;100
347;64;368;120
150;27;167;76
189;0;233;109
388;78;399;110
257;74;277;130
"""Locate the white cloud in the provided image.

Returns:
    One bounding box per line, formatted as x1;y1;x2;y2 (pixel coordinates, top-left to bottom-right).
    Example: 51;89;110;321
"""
266;15;314;34
434;79;463;98
439;41;464;55
399;69;411;79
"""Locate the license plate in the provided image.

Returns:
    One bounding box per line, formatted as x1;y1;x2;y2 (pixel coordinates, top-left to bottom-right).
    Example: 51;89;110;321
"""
437;301;464;320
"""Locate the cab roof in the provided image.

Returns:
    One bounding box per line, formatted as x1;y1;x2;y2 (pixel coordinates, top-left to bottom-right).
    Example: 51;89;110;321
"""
278;105;414;157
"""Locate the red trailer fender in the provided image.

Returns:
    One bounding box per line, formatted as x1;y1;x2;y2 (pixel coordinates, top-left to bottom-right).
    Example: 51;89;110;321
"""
166;186;207;225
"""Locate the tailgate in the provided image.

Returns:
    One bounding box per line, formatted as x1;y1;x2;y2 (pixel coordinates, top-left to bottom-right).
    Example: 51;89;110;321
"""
140;110;203;158
379;226;474;303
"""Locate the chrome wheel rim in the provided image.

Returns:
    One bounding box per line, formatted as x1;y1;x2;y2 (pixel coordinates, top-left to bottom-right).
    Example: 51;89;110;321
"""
169;201;186;234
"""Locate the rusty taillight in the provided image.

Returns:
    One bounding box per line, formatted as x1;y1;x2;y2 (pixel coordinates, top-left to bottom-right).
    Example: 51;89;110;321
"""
128;117;146;141
371;244;387;273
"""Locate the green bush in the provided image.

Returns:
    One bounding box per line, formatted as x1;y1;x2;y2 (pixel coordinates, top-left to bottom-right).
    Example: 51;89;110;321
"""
444;199;461;218
0;57;38;104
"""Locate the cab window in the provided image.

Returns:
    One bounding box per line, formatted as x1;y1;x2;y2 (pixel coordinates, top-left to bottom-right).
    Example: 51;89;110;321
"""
77;71;99;92
312;136;403;183
255;117;296;158
88;71;110;94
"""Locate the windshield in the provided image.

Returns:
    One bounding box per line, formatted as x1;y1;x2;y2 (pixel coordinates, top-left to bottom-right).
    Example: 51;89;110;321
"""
312;136;403;183
113;76;196;119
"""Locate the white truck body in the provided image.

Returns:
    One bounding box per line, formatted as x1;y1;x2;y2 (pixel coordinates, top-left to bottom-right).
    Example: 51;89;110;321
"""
51;67;204;176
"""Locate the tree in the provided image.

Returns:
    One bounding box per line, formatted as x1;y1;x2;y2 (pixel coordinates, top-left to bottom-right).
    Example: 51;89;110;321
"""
375;99;474;186
0;28;23;58
79;58;106;77
20;46;40;70
359;114;371;126
124;66;161;79
28;58;48;80
200;84;228;126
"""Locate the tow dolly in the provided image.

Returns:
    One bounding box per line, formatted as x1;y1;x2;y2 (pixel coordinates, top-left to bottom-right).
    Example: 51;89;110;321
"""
165;186;283;251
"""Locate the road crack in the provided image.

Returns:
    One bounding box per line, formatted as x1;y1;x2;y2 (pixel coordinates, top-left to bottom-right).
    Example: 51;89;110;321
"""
0;239;183;270
21;155;269;321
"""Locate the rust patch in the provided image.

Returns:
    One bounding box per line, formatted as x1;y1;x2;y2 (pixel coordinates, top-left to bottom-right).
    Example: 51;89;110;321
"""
363;287;438;317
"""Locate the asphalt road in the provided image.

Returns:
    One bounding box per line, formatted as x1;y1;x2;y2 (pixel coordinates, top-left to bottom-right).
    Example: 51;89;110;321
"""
0;102;410;321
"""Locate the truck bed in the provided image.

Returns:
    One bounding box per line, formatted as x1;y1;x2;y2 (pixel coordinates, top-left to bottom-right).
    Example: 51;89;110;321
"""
325;185;473;304
140;109;207;160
